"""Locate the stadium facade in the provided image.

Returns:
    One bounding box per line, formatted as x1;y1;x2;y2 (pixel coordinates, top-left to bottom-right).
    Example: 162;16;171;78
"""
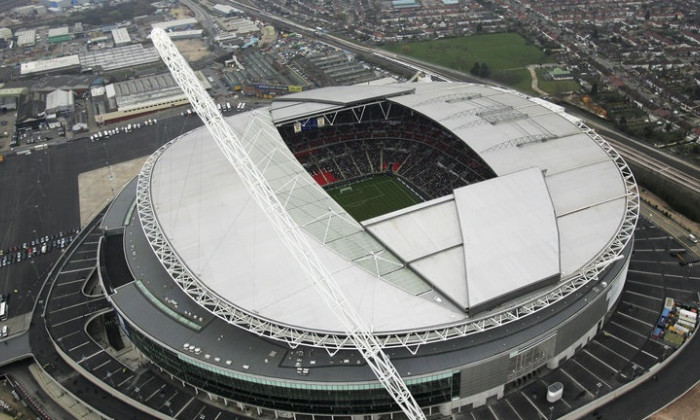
98;82;638;417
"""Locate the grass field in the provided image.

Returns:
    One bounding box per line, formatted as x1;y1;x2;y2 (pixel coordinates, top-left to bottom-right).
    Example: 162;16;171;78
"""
327;176;422;221
535;68;581;96
382;33;554;74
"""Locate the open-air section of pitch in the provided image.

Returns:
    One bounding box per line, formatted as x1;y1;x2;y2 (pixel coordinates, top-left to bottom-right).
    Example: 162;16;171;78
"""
326;174;422;221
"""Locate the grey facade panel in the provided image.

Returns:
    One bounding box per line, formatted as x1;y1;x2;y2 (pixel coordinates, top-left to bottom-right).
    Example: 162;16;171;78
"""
459;353;509;396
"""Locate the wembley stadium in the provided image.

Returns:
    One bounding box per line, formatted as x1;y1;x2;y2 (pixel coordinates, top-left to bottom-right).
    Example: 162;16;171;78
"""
97;82;638;417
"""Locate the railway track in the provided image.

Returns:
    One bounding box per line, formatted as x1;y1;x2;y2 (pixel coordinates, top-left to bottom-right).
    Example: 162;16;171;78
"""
608;139;700;195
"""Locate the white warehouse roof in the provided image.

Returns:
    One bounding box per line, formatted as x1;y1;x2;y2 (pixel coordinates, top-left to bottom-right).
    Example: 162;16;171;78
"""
21;55;81;76
141;83;633;338
46;89;74;111
111;27;131;45
151;18;198;30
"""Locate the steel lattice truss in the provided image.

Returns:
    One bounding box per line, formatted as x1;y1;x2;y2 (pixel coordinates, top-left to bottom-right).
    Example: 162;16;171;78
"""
137;32;639;360
148;28;426;420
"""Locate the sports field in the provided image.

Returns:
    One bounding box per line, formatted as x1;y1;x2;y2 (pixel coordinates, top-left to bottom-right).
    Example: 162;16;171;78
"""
382;33;553;73
327;176;422;221
381;33;554;94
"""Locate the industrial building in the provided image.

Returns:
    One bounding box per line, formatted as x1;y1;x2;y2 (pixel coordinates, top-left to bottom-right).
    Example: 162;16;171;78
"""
111;28;131;47
305;53;380;86
151;18;199;32
223;49;311;97
95;82;638;416
16;29;37;47
0;28;12;42
45;88;75;115
79;44;161;72
48;26;72;43
20;55;81;77
92;71;211;124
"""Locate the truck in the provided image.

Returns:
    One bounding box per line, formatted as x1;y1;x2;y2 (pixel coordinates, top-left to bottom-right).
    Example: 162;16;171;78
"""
226;102;231;111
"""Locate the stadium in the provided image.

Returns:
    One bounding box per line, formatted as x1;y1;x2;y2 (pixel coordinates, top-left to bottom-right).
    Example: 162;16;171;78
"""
97;82;638;417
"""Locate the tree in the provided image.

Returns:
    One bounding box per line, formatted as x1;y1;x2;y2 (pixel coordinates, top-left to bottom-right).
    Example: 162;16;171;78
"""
645;9;651;21
619;115;628;129
480;63;490;78
590;82;599;97
471;62;481;76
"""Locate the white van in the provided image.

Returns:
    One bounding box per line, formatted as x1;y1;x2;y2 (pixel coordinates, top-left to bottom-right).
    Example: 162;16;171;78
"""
1;325;7;338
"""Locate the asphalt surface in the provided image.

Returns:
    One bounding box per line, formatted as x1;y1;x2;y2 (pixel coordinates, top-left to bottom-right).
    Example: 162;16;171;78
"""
0;114;203;316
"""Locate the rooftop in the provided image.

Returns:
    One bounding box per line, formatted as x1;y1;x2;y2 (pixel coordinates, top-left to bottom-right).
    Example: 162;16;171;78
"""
139;83;633;341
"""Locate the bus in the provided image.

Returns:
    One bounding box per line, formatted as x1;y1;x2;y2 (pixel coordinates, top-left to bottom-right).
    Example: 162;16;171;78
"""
0;301;6;321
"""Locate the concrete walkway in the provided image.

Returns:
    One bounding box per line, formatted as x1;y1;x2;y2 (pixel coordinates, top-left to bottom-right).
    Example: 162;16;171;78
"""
527;65;549;96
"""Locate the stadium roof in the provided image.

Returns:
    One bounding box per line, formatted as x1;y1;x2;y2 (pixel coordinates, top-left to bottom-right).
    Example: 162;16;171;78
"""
140;83;635;340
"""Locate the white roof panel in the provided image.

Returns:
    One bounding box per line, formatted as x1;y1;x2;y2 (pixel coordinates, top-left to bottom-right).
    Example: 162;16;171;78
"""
410;246;468;309
479;133;611;177
558;198;627;275
454;167;560;310
546;160;627;217
363;197;461;263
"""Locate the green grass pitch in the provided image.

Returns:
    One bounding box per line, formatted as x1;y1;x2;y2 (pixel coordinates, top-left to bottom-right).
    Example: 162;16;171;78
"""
326;176;422;221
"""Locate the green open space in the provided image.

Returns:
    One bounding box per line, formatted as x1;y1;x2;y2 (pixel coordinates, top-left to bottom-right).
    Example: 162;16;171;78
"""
382;33;554;74
326;175;422;221
535;68;581;96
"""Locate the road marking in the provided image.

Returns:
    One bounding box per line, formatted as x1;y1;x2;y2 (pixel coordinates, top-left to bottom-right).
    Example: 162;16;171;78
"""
118;374;135;387
571;359;611;390
617;311;654;328
55;278;88;287
608;319;649;340
48;299;105;317
522;391;547;419
68;340;90;353
581;349;618;374
77;348;105;364
175;396;196;418
591;339;630;365
91;359;111;372
624;290;663;302
51;291;80;300
57;267;94;275
620;299;658;316
504;397;525;420
145;384;166;402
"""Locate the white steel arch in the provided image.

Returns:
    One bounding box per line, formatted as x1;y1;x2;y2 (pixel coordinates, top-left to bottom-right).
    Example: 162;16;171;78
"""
149;28;426;420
